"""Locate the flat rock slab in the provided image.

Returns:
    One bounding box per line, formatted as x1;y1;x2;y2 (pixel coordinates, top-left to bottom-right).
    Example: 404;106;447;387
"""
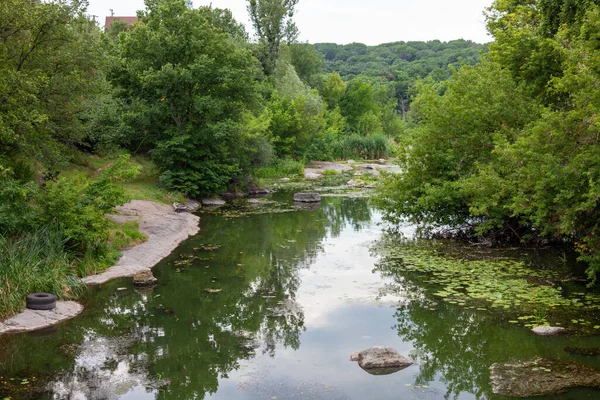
293;192;322;203
490;358;600;397
0;301;83;334
83;200;199;285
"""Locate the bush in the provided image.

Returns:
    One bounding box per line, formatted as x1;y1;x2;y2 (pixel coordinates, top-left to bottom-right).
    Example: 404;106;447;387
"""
332;133;390;160
0;226;82;317
253;158;305;179
38;154;140;257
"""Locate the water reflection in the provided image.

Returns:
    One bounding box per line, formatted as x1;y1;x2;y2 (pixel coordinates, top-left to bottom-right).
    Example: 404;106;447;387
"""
0;197;373;399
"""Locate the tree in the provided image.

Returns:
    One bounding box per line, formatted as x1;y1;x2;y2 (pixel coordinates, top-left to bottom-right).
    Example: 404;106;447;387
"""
112;0;262;197
247;0;299;75
0;0;106;176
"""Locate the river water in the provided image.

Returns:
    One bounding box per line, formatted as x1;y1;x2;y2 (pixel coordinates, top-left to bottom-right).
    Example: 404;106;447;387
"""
1;195;600;399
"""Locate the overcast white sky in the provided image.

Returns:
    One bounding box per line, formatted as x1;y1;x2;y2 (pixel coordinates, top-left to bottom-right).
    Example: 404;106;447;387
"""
88;0;494;45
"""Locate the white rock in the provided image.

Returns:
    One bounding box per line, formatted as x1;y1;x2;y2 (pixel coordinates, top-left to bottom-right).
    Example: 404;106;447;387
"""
532;326;566;336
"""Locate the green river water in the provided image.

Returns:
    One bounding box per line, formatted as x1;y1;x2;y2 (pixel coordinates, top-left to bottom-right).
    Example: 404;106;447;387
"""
1;194;600;399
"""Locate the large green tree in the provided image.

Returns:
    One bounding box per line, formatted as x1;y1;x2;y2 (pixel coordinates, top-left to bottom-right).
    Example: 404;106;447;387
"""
0;0;105;177
247;0;299;75
111;0;263;197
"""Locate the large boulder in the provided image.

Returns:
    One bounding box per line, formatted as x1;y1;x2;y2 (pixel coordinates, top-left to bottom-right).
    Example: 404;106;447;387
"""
490;358;600;397
352;346;412;375
133;270;157;286
293;192;321;203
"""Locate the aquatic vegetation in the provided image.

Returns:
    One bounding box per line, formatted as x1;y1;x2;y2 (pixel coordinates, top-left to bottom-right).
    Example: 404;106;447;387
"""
373;236;600;331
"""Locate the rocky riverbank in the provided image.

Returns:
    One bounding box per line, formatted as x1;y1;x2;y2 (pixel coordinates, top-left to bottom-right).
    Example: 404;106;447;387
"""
0;200;199;334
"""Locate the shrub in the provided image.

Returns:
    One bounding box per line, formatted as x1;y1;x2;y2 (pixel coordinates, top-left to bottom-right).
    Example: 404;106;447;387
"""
332;133;390;160
253;158;305;179
0;226;82;317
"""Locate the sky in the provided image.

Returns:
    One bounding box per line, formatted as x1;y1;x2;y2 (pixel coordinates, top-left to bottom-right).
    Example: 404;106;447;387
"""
87;0;494;45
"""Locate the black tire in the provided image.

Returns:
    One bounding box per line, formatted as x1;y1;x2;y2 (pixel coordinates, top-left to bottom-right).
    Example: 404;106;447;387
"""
26;293;57;310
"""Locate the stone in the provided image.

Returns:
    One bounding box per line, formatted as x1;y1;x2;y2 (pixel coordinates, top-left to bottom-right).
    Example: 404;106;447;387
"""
294;201;321;211
247;183;271;197
293;192;321;203
173;202;187;213
220;192;247;201
133;270;157;286
248;198;262;205
184;199;200;212
83;200;199;285
280;177;291;182
202;198;226;206
350;352;359;361
352;346;412;375
378;159;386;164
0;301;84;334
305;172;322;179
490;358;600;397
532;326;566;336
347;159;356;164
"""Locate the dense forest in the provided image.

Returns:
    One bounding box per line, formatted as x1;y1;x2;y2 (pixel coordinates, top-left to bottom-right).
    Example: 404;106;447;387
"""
314;40;486;114
1;0;600;317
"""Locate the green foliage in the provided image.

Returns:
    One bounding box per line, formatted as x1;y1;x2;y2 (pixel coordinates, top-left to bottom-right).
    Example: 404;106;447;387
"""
332;133;391;160
315;40;486;111
0;226;82;318
377;2;600;282
112;0;263;198
0;168;39;234
247;0;299;75
253;158;304;178
38;155;139;256
0;0;107;174
288;43;324;89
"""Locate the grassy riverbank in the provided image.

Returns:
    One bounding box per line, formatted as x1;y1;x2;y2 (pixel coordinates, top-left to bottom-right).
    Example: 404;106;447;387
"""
0;154;169;319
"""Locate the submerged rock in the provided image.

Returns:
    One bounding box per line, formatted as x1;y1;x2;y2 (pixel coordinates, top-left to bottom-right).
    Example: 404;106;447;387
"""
293;192;321;203
220;192;247;201
352;346;412;375
489;358;600;397
202;198;226;207
133;270;157;286
564;347;600;356
532;326;566;336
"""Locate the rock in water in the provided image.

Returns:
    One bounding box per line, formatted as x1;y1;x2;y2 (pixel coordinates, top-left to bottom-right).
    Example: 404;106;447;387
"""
202;198;226;207
293;192;321;203
352;346;412;375
564;347;600;356
489;358;600;397
133;270;157;286
532;326;566;336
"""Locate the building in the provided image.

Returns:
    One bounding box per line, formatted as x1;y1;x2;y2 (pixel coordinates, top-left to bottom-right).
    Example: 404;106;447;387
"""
104;16;138;30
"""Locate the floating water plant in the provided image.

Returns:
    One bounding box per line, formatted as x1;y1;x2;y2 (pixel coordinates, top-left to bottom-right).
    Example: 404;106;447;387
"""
373;238;600;331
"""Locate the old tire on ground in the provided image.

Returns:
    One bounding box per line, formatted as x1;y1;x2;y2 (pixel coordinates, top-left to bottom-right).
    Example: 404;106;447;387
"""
26;293;57;310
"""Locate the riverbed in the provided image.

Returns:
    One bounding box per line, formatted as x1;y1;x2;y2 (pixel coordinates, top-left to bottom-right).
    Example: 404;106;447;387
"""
1;194;600;399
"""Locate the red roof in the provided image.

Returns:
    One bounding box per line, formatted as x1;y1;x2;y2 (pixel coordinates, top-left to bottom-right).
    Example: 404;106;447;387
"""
105;16;138;30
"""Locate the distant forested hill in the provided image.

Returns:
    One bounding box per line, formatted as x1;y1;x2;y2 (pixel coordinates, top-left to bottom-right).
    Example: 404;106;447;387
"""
313;40;487;115
314;40;488;81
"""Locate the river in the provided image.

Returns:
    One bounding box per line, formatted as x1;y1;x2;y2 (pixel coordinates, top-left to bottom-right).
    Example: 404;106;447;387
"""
1;194;600;399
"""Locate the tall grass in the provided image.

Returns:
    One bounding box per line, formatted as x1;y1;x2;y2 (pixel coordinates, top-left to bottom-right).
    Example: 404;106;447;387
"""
0;227;82;318
253;158;305;179
332;133;390;160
